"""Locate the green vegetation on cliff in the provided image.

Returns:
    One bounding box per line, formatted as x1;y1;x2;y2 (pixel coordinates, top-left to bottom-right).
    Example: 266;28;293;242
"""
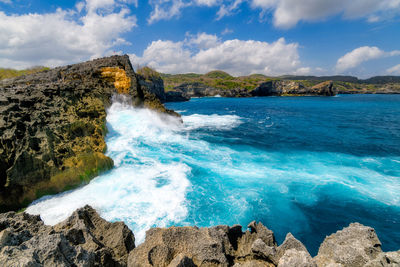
161;70;280;92
161;70;400;94
0;66;49;80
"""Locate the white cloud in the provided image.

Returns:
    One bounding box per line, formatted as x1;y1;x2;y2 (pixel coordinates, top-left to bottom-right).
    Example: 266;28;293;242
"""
251;0;400;28
221;28;233;35
0;0;11;4
0;0;136;69
186;32;220;49
336;46;400;73
195;0;219;6
147;0;188;24
130;33;308;76
387;64;400;75
216;0;243;20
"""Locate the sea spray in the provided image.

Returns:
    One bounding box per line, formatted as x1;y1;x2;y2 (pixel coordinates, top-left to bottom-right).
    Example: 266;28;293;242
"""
27;95;191;242
27;95;400;254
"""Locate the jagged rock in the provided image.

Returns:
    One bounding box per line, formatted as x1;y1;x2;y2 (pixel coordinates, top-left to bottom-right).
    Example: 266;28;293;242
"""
0;211;399;267
314;223;383;267
0;205;135;266
0;55;175;212
277;249;316;267
128;226;232;266
364;251;400;267
275;233;315;267
128;222;279;267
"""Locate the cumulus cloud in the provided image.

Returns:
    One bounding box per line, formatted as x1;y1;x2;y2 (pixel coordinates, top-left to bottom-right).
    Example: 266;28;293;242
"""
336;46;400;73
387;64;400;75
0;0;136;69
130;33;308;76
251;0;400;28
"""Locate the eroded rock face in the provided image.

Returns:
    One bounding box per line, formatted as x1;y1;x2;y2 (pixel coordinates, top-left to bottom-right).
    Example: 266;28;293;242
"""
128;221;287;267
0;55;174;211
0;205;135;266
0;209;398;267
314;223;384;267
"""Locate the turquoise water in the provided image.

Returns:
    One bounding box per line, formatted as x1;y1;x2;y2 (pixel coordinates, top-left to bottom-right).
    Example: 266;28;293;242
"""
27;94;400;255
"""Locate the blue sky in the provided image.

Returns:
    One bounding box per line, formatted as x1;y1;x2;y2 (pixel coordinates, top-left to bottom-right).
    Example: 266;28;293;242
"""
1;0;400;78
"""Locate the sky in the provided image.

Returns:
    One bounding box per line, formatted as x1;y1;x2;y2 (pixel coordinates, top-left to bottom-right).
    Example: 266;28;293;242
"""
0;0;400;78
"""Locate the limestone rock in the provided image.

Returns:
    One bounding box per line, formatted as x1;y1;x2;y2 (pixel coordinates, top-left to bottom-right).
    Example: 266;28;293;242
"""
314;223;383;267
0;205;135;266
277;249;316;267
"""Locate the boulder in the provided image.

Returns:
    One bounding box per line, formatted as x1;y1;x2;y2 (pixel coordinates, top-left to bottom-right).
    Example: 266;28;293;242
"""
0;205;135;266
314;223;383;267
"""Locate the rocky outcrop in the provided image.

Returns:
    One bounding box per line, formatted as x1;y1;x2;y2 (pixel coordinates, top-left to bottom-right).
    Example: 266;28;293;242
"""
251;81;336;97
165;80;337;102
314;223;400;267
0;205;135;266
1;207;398;266
138;74;166;103
0;55;175;212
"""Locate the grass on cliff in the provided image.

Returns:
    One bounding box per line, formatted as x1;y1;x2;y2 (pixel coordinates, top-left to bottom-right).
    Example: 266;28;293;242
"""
161;71;282;92
0;66;50;80
136;66;161;80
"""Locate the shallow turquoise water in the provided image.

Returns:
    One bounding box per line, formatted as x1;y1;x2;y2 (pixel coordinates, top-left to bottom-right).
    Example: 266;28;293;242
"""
28;94;400;255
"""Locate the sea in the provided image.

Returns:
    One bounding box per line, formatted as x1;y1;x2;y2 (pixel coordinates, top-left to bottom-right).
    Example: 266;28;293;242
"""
27;94;400;255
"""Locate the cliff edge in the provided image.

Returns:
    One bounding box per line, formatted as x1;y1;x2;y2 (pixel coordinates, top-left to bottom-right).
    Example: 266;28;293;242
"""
0;55;173;212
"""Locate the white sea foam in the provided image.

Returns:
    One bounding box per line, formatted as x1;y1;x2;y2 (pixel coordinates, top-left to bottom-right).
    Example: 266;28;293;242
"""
26;97;247;243
182;114;242;131
27;98;190;243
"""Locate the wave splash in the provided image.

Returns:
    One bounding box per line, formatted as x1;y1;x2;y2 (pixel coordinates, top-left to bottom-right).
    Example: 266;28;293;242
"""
26;95;243;243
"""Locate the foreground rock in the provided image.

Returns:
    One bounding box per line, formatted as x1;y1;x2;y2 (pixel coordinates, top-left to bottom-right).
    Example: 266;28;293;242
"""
0;55;175;212
0;205;135;266
0;206;399;266
314;223;400;267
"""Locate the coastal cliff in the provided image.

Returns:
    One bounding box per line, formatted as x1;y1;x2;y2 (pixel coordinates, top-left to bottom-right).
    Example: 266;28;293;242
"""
165;80;336;101
0;55;173;212
0;206;399;266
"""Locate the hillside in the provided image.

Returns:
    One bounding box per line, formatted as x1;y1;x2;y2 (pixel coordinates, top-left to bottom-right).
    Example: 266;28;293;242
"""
161;71;400;95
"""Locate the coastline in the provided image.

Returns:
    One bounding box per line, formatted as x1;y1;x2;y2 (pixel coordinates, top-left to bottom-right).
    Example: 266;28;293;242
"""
1;205;399;266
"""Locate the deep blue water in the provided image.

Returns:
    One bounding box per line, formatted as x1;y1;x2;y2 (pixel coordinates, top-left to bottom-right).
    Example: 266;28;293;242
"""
28;94;400;255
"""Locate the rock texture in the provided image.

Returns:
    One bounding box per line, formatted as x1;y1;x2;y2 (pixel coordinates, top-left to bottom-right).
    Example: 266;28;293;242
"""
165;80;336;102
0;55;175;212
0;205;135;266
314;223;400;267
1;207;398;267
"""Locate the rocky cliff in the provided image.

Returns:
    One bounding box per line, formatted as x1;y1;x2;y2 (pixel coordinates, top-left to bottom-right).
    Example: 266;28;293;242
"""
0;206;399;266
165;80;336;102
0;55;174;212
